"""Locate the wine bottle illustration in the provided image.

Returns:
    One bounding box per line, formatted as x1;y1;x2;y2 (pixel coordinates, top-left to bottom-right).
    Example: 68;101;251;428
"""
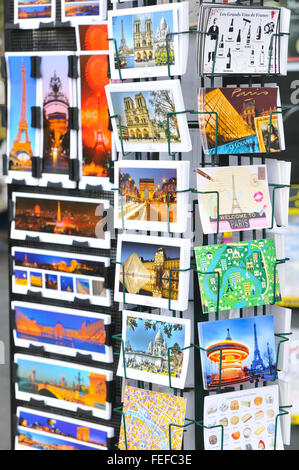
218;34;224;57
226;48;232;69
246;25;251;46
256;21;262;40
260;45;265;65
228;19;234;41
236;29;241;51
250;49;255;65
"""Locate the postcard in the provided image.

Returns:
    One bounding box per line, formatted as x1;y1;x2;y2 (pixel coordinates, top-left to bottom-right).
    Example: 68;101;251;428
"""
76;23;109;52
105;80;192;154
108;4;181;79
119;385;186;450
204;385;283;450
198;315;276;390
194;238;281;314
61;1;107;25
114;160;190;233
11;192;111;249
198;87;285;155
15;354;113;420
78;51;115;190
117;310;191;389
12;301;112;363
196;165;273;234
11;247;111;307
6;53;41;185
14;0;56;29
114;234;191;311
39;52;77;188
16;407;114;450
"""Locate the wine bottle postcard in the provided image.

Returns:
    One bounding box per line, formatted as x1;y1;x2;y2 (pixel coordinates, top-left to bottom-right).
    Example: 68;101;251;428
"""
11;192;111;249
6;53;41;185
61;0;107;25
198;87;285;155
16;407;114;450
196;165;272;234
204;385;283;450
194;238;281;314
118;385;186;450
11;246;111;307
14;0;56;29
114;160;190;233
114;234;191;311
14;354;113;420
198;315;276;390
117;310;191;389
12;301;113;363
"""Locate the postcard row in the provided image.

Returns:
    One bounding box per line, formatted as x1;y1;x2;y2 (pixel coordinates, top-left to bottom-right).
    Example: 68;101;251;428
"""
10;233;285;313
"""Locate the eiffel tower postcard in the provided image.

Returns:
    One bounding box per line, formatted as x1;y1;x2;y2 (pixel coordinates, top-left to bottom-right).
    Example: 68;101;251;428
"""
198;315;277;390
6;53;40;184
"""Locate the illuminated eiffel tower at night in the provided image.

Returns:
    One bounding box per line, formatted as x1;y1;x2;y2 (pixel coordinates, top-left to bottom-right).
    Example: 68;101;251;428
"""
9;62;33;170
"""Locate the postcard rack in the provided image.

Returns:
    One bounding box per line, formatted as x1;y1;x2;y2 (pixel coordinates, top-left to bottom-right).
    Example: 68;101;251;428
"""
3;0;293;452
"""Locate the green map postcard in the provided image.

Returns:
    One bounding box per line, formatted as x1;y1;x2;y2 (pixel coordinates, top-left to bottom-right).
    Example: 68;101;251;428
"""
194;238;281;313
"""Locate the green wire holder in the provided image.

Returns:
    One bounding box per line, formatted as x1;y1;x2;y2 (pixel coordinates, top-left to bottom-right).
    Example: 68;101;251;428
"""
274;332;292;380
274;405;292;450
267;32;290;76
165;30;219;78
267;105;293;153
269;183;291;230
270;257;289;306
166;109;219;159
109;114;130;158
106;38;123;81
111;187;125;230
111;260;126;304
195;421;224;450
166;188;220;234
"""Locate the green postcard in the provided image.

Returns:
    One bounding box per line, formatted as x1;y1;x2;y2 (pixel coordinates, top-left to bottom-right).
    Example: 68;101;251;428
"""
194;238;281;313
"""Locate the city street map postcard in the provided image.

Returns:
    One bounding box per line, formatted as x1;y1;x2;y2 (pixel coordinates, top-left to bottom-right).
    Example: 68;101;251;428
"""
14;354;113;420
78;51;115;190
108;3;184;79
117;310;191;389
198;315;276;390
6;53;41;185
61;0;107;25
11;246;111;307
114;160;190;233
204;385;283;450
16;407;114;450
196;164;272;234
105;80;192;154
198;87;285;155
11;192;110;249
14;0;56;29
114;234;191;311
39;52;77;188
12;301;113;363
119;385;187;450
194;238;281;314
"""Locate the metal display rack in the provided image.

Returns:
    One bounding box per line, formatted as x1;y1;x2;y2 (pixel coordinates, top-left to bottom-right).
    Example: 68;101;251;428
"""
3;0;293;451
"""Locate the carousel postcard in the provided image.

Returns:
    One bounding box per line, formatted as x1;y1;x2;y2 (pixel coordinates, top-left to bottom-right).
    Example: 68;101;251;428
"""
11;246;111;307
114;160;190;233
114;234;191;311
117;310;191;389
11;191;111;249
78;51;115;190
16;407;114;450
105;80;192;154
6;53;41;185
39;52;77;188
14;0;56;29
12;301;113;363
198;86;285;155
119;385;186;450
198;315;276;390
196;164;272;234
194;238;281;314
61;0;107;25
14;354;113;420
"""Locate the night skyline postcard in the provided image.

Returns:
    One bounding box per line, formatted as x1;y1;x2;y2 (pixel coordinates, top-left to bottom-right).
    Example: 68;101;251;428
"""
18;409;109;449
198;315;276;390
42;55;71;174
17;429;99;451
18;2;52;20
8;55;37;172
64;1;100;18
16;356;108;410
